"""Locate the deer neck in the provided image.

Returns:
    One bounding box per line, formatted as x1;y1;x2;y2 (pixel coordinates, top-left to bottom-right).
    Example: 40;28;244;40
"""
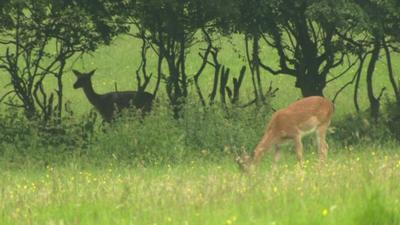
82;80;101;107
252;131;275;164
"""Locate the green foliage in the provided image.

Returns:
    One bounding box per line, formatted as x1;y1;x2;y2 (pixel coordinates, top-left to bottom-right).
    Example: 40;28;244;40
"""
332;113;393;146
180;100;271;154
228;0;279;36
75;100;274;166
131;0;228;37
94;104;187;165
307;0;363;32
384;99;400;141
0;97;272;166
0;106;97;155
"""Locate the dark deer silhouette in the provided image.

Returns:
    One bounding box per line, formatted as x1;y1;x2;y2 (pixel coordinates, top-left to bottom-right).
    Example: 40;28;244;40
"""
73;69;154;122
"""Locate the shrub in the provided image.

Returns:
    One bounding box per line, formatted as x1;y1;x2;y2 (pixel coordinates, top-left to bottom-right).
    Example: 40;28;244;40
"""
384;100;400;141
180;100;272;155
332;112;393;147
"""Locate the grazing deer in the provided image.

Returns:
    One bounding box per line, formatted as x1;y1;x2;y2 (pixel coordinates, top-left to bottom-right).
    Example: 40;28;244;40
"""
73;69;154;122
236;96;334;172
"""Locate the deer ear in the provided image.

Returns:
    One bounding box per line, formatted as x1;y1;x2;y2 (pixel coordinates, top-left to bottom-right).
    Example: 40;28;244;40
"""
89;69;96;76
72;70;80;76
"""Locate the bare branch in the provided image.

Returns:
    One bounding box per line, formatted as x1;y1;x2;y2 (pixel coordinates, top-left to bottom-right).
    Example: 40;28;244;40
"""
327;56;358;83
333;73;357;103
0;90;16;104
260;32;296;76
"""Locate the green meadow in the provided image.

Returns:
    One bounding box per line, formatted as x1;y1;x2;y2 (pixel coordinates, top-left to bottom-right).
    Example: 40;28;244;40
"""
0;35;400;225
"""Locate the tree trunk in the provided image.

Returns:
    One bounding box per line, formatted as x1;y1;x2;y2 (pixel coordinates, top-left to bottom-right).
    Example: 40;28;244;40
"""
353;54;366;113
294;17;325;97
366;40;381;121
153;50;163;98
166;56;184;118
252;35;264;102
299;82;324;97
296;71;325;97
245;35;260;103
383;39;399;103
55;57;66;122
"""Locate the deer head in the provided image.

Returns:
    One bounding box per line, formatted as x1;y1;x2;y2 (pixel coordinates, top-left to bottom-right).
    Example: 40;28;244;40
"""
73;69;96;89
235;152;253;172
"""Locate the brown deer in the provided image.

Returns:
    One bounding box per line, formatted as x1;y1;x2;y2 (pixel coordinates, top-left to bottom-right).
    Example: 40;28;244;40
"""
73;69;154;122
236;96;334;172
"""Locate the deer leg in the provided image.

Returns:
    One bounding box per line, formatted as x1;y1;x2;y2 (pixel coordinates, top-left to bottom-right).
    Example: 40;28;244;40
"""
294;135;304;168
274;145;281;163
316;121;330;164
272;145;281;170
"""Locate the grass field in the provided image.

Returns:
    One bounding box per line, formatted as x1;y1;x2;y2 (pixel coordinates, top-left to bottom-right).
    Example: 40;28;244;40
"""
1;34;400;225
1;147;400;225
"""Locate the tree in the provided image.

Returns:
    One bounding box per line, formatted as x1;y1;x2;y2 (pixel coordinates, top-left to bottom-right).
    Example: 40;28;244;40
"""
378;0;400;104
128;0;235;117
0;0;127;121
259;0;360;97
348;0;400;120
230;0;279;104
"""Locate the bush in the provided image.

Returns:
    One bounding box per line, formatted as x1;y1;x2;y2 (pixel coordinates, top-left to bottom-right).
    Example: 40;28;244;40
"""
180;100;272;154
332;112;393;147
92;103;186;166
0;99;275;167
384;100;400;141
88;100;274;165
0;107;97;153
4;96;400;168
